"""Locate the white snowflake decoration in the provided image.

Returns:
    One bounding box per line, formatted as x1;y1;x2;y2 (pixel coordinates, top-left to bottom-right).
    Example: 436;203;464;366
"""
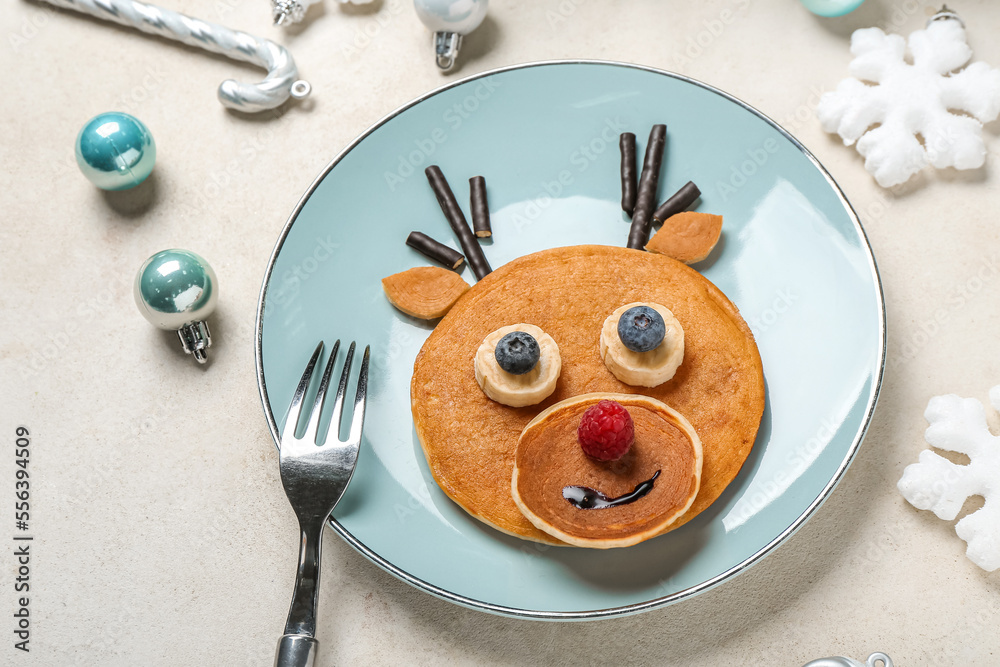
816;16;1000;188
898;386;1000;571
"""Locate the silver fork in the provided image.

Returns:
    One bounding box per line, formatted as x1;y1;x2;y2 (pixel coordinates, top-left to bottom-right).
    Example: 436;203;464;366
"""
274;340;370;667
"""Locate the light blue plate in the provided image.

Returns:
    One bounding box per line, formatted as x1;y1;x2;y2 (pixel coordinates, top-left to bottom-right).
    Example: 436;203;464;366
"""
255;61;885;620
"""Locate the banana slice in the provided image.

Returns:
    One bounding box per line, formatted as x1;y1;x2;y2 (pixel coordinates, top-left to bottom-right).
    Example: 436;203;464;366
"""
475;324;561;407
600;302;684;387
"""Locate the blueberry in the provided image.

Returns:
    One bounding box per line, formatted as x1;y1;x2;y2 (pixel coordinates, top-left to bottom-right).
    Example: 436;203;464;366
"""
494;331;540;375
617;306;666;352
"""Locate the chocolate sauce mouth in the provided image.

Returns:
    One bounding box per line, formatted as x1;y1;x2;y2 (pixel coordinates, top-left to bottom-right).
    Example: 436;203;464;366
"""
563;470;661;509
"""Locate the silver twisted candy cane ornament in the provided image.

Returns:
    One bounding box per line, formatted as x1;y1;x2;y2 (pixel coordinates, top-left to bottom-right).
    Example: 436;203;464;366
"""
37;0;311;113
802;652;893;667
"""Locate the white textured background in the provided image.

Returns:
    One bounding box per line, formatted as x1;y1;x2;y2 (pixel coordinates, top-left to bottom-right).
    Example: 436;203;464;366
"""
2;0;1000;664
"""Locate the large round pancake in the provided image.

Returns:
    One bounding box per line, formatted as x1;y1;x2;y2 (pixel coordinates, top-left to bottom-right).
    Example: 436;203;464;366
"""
411;245;765;545
513;393;702;549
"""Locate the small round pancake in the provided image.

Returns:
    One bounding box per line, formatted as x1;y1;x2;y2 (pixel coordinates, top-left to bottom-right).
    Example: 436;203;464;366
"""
411;245;765;545
513;393;702;549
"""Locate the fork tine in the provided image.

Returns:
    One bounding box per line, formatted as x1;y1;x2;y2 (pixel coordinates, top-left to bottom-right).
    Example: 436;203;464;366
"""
348;345;371;446
329;341;356;441
281;341;324;444
302;340;340;446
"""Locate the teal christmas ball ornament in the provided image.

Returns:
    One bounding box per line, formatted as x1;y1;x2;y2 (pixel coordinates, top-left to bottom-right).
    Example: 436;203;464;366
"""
799;0;866;17
75;112;156;190
134;249;218;364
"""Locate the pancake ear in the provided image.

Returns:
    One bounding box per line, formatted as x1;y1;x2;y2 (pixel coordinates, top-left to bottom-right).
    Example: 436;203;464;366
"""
382;266;470;320
645;212;723;264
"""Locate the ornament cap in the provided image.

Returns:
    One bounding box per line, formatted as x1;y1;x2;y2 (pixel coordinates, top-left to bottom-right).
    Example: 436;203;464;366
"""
414;0;488;70
434;32;462;71
273;0;305;25
929;5;963;27
177;321;212;364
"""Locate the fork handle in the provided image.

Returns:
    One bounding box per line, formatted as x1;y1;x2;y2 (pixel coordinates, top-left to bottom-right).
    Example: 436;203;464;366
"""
275;517;326;667
274;634;318;667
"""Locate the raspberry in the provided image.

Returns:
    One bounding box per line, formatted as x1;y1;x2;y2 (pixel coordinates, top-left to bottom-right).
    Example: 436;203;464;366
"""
577;400;635;461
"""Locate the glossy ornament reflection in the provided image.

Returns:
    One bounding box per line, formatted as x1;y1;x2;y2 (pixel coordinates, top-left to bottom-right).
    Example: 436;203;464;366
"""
75;112;156;190
134;249;218;363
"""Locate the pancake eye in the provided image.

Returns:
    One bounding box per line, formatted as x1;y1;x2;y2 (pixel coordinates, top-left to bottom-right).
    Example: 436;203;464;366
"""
474;324;561;407
495;331;541;375
618;305;666;352
600;302;685;387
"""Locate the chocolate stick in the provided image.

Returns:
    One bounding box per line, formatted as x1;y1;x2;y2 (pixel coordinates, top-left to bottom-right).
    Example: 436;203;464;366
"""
620;133;637;216
653;181;701;223
470;176;491;238
626;124;667;250
425;165;492;280
406;231;465;270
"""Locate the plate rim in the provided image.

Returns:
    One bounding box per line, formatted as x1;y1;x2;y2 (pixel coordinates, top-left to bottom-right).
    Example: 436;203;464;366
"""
254;59;887;620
